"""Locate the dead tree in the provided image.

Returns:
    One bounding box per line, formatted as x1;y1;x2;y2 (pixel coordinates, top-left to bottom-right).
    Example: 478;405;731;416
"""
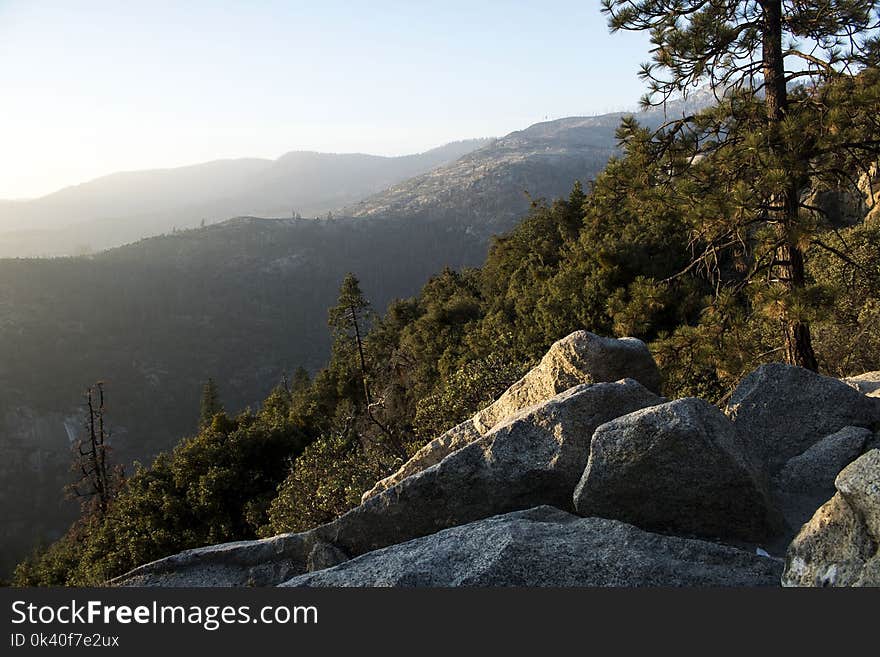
67;382;123;518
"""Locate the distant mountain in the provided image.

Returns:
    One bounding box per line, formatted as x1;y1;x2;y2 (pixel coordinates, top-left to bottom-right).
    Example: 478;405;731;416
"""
0;139;489;257
342;98;709;236
343;115;624;236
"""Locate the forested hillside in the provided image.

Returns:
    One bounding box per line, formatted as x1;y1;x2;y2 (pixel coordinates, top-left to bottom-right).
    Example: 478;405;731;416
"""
0;214;490;577
15;62;880;584
0;110;644;576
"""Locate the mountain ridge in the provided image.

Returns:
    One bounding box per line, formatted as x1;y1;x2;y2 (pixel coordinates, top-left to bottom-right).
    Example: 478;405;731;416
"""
0;139;490;257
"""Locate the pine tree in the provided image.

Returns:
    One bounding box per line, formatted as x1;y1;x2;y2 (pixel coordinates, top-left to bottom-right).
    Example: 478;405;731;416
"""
199;378;224;429
328;273;406;459
601;0;880;370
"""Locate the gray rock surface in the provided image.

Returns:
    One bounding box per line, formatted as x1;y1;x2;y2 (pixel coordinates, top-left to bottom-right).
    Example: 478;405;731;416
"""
836;449;880;539
306;541;349;572
726;364;880;472
773;426;872;530
114;533;317;587
472;331;661;433
280;506;783;587
574;398;780;542
362;419;481;502
116;379;661;586
783;450;880;586
362;331;661;501
331;379;662;558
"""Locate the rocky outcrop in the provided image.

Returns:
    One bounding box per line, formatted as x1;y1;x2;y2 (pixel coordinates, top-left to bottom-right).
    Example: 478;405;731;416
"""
280;506;782;587
808;186;869;228
362;419;481;502
783;450;880;586
844;371;880;397
363;331;661;501
116;378;662;587
807;163;880;228
836;449;880;540
472;332;661;432
114;333;880;588
324;379;663;557
573;398;780;542
773;426;873;530
726;364;880;472
115;533;318;587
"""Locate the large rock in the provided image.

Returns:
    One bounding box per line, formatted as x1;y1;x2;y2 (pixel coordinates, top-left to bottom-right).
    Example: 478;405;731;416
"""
471;331;661;432
362;419;481;502
844;371;880;397
325;379;662;558
573;398;780;542
363;331;661;501
783;450;880;586
116;379;662;587
280;506;783;587
114;532;321;587
726;364;880;472
773;426;873;530
836;448;880;539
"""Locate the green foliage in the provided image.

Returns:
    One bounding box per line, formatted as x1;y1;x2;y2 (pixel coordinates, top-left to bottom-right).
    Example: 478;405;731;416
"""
261;428;382;536
601;0;880;369
810;218;880;375
413;346;533;440
15;400;309;585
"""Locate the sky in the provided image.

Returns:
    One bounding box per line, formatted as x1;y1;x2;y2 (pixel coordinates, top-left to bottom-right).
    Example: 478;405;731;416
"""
0;1;653;199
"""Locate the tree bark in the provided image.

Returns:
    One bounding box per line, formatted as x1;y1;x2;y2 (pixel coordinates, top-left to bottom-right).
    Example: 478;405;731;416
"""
761;0;819;371
349;304;408;460
777;211;820;371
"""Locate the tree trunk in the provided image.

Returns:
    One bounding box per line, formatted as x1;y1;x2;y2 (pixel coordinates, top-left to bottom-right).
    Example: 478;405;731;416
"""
761;1;787;121
349;305;408;460
350;304;372;410
777;218;820;371
762;0;819;371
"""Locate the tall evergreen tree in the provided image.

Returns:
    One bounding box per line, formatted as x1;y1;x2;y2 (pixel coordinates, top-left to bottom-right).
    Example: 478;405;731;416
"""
198;378;224;429
328;273;406;459
328;274;373;403
601;0;880;370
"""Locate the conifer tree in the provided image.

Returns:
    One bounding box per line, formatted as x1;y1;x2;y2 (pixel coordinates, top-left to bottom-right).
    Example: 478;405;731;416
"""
601;0;880;370
328;273;406;459
199;378;224;429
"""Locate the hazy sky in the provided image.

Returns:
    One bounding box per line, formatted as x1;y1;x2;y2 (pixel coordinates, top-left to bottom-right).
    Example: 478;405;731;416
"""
0;1;652;199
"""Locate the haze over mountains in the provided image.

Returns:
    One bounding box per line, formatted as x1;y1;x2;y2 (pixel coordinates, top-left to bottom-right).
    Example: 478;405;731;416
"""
0;104;704;575
0;139;488;258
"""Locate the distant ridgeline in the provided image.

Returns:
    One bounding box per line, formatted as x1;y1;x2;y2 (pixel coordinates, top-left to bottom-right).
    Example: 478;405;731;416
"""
0;140;491;258
12;65;880;583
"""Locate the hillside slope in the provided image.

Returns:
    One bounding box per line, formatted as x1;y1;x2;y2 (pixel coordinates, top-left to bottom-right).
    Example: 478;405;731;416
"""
344;115;623;235
0;140;488;257
0;109;661;574
0;214;488;575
